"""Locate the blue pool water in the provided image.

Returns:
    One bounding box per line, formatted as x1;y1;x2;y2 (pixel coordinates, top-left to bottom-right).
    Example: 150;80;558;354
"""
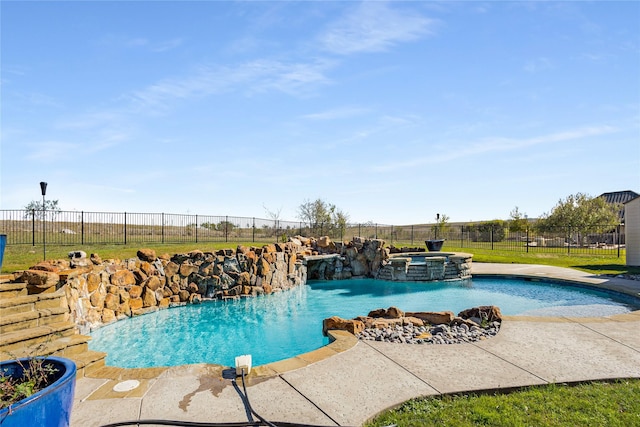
89;277;639;368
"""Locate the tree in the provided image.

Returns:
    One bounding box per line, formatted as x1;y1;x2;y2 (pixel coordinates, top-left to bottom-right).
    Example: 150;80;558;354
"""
467;220;506;242
215;221;236;233
508;206;528;232
297;199;349;237
200;222;216;231
24;200;60;220
536;193;620;232
263;204;282;222
263;204;283;237
431;213;450;238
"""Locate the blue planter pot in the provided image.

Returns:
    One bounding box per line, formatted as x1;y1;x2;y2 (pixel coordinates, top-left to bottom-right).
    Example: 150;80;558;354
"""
0;357;76;427
0;234;6;272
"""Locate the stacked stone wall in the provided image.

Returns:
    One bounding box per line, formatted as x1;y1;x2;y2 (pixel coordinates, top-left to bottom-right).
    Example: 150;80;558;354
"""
376;254;472;282
17;243;309;332
14;236;471;333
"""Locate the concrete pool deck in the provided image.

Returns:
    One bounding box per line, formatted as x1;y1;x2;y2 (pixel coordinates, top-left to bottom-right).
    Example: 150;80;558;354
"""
70;263;640;427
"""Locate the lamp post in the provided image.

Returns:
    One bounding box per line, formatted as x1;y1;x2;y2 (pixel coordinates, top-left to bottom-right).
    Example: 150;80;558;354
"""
40;182;47;261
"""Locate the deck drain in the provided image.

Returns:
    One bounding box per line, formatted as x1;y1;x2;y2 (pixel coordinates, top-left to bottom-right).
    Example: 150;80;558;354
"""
113;380;140;392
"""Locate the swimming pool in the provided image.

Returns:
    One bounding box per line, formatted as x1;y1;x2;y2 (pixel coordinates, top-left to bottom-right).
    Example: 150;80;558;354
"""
88;277;639;369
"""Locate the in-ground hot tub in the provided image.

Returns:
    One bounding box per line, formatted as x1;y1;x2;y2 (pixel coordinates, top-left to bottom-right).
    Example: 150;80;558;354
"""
377;252;473;282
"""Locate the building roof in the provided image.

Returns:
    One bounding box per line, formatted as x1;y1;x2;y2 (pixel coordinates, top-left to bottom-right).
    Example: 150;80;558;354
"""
598;190;640;222
599;190;640;205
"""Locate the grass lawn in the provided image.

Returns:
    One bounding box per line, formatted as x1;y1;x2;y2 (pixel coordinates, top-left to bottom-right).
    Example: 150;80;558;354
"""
442;245;639;276
365;380;640;427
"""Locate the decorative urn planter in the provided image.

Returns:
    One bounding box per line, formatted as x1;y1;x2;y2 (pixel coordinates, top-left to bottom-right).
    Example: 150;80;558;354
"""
0;233;6;271
0;357;77;427
425;239;445;252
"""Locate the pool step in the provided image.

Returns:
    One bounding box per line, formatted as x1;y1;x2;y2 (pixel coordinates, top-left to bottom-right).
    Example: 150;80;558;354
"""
0;287;67;317
72;350;108;378
0;306;70;333
0;280;107;378
0;333;90;358
0;321;78;354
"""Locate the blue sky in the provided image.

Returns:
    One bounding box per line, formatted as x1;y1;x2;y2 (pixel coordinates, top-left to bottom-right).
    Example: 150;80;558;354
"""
1;1;639;225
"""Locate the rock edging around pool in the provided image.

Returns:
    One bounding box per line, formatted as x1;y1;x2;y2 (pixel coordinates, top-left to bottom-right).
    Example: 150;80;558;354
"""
323;305;502;345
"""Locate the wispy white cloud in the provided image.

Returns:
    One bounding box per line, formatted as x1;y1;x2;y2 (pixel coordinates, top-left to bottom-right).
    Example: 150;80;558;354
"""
83;184;136;194
302;106;371;120
127;58;335;111
374;125;618;172
152;38;184;52
524;57;554;73
319;1;436;55
24;129;127;163
97;34;183;52
5;91;63;110
25;141;79;162
56;111;123;130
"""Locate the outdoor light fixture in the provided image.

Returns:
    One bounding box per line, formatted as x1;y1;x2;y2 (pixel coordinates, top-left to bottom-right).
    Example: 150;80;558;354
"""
40;182;47;261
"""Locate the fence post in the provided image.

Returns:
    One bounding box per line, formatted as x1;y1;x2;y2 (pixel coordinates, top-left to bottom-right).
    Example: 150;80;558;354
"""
390;225;394;245
461;225;464;248
252;217;255;242
567;226;571;255
375;223;378;239
359;223;361;238
526;226;529;253
491;225;494;250
617;224;621;258
31;209;35;246
162;213;165;244
225;216;228;242
124;212;127;245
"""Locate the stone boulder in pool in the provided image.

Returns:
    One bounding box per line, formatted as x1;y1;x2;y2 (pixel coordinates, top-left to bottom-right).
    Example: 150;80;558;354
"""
322;316;365;336
458;306;503;324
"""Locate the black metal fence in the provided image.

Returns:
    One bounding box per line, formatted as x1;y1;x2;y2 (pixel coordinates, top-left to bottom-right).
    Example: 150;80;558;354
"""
0;209;624;257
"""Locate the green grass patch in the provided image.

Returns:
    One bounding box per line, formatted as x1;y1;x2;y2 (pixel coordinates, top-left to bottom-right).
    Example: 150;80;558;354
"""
2;241;638;276
1;242;259;273
365;380;640;427
441;245;638;276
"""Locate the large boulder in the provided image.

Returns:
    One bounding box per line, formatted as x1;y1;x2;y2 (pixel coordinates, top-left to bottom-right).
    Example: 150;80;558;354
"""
179;263;199;277
322;316;364;336
142;286;157;307
110;270;136;287
458;306;503;323
405;311;455;325
317;236;332;248
128;285;142;299
164;261;179;277
137;248;157;262
22;270;59;291
143;276;162;292
104;293;119;311
86;273;101;293
386;306;404;319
